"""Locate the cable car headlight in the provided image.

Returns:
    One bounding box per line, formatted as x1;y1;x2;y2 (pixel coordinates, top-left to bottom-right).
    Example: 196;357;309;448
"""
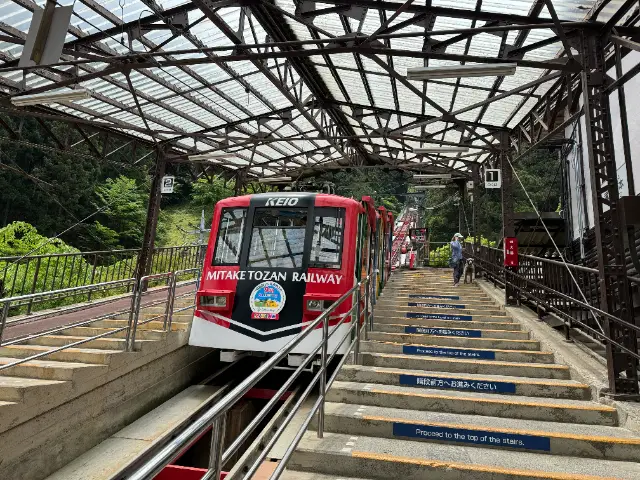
199;294;228;308
306;299;323;311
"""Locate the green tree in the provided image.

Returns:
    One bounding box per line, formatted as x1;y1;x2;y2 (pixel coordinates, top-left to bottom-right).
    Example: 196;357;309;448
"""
91;176;148;249
316;169;410;215
0;221;77;257
421;149;562;243
190;177;235;209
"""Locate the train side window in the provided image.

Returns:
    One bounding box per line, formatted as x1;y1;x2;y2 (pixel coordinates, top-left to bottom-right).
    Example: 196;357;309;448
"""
212;208;247;265
310;207;345;269
248;208;307;268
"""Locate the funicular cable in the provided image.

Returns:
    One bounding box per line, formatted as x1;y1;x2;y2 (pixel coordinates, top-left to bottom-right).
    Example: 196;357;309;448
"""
506;152;606;335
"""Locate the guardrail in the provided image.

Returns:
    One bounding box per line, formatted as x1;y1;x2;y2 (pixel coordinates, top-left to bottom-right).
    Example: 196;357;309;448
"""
467;243;640;382
0;268;201;370
0;245;206;315
120;271;379;480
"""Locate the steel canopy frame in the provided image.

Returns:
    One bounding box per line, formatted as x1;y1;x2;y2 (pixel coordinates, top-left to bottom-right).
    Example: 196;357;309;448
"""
0;0;636;179
1;0;640;393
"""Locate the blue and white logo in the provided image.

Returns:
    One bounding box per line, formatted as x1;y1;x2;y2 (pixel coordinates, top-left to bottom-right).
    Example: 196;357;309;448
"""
249;281;286;319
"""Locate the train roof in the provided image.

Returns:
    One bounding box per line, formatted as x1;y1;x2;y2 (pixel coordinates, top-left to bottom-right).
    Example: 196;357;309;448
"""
214;192;363;210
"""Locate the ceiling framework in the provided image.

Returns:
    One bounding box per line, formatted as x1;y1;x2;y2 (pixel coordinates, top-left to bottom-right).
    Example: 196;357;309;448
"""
0;0;638;181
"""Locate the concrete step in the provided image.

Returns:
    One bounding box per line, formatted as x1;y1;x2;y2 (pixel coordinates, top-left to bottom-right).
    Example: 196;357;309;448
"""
375;323;529;340
90;319;189;331
327;381;617;426
382;290;489;300
386;284;483;292
379;297;498;306
337;365;591;400
376;305;507;317
142;305;194;314
0;376;71;404
0;356;108;381
319;402;639;461
361;340;555;364
382;293;482;301
26;335;157;352
280;472;372;480
377;301;500;311
63;326;166;341
373;315;521;330
289;431;640;479
360;352;570;379
0;344;121;365
385;283;484;290
367;331;539;351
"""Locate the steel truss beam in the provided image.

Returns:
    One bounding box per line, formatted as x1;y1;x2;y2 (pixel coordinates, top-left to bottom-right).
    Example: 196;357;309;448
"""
580;32;639;396
188;0;364;166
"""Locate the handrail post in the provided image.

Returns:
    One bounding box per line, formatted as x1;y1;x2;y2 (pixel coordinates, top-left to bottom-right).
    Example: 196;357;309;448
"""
364;277;370;341
87;254;98;302
126;278;145;352
0;301;10;346
164;273;176;331
125;280;139;350
208;415;226;479
369;275;376;333
354;284;362;364
317;311;329;438
26;257;42;315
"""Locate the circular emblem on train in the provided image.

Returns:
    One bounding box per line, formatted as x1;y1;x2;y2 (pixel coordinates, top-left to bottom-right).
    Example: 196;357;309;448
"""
249;281;286;320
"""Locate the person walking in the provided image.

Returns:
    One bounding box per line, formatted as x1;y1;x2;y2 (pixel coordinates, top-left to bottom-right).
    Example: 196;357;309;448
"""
450;233;465;286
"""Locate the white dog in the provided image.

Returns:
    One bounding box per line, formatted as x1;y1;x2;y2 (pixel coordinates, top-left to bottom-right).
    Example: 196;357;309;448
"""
463;258;475;284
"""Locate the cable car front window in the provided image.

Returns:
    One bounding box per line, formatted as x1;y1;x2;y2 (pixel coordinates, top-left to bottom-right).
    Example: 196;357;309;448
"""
248;208;307;268
310;207;345;269
213;208;247;265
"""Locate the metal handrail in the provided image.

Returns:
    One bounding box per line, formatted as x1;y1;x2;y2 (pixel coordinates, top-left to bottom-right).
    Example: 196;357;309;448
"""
0;271;201;369
0;244;206;315
0;278;136;343
123;273;377;480
477;244;601;275
468;245;640;360
0;244;206;262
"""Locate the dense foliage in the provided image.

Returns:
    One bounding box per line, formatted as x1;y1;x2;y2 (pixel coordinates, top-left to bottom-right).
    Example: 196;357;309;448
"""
316;168;411;215
0;109;562;257
421;150;563;243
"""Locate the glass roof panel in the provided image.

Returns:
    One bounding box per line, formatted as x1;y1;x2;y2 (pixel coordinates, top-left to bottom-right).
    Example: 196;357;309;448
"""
0;0;635;177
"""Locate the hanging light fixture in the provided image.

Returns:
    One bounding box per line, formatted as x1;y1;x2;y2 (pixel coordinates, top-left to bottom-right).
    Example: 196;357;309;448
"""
11;88;91;107
414;147;469;154
406;63;517;80
259;176;292;184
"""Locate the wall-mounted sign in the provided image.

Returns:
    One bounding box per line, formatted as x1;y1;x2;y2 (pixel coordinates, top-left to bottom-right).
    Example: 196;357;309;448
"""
504;237;518;267
161;176;175;194
409;228;428;243
484;169;501;189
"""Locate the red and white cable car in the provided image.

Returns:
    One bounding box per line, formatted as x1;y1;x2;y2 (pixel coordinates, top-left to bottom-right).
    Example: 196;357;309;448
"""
189;192;391;362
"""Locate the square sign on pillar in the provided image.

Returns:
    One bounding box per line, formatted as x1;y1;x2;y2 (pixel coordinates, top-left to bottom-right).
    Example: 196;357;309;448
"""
484;169;501;188
504;237;518;267
161;176;175;194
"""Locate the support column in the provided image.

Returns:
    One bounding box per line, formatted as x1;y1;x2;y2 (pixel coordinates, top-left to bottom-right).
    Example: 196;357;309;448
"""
581;32;639;396
134;147;166;288
234;169;245;196
457;180;465;235
500;134;517;305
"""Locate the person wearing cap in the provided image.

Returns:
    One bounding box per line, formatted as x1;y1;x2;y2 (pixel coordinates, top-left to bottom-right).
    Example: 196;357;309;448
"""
450;233;465;286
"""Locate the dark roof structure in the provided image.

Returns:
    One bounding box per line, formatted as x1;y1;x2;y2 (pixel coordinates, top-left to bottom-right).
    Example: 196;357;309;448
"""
0;0;638;180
